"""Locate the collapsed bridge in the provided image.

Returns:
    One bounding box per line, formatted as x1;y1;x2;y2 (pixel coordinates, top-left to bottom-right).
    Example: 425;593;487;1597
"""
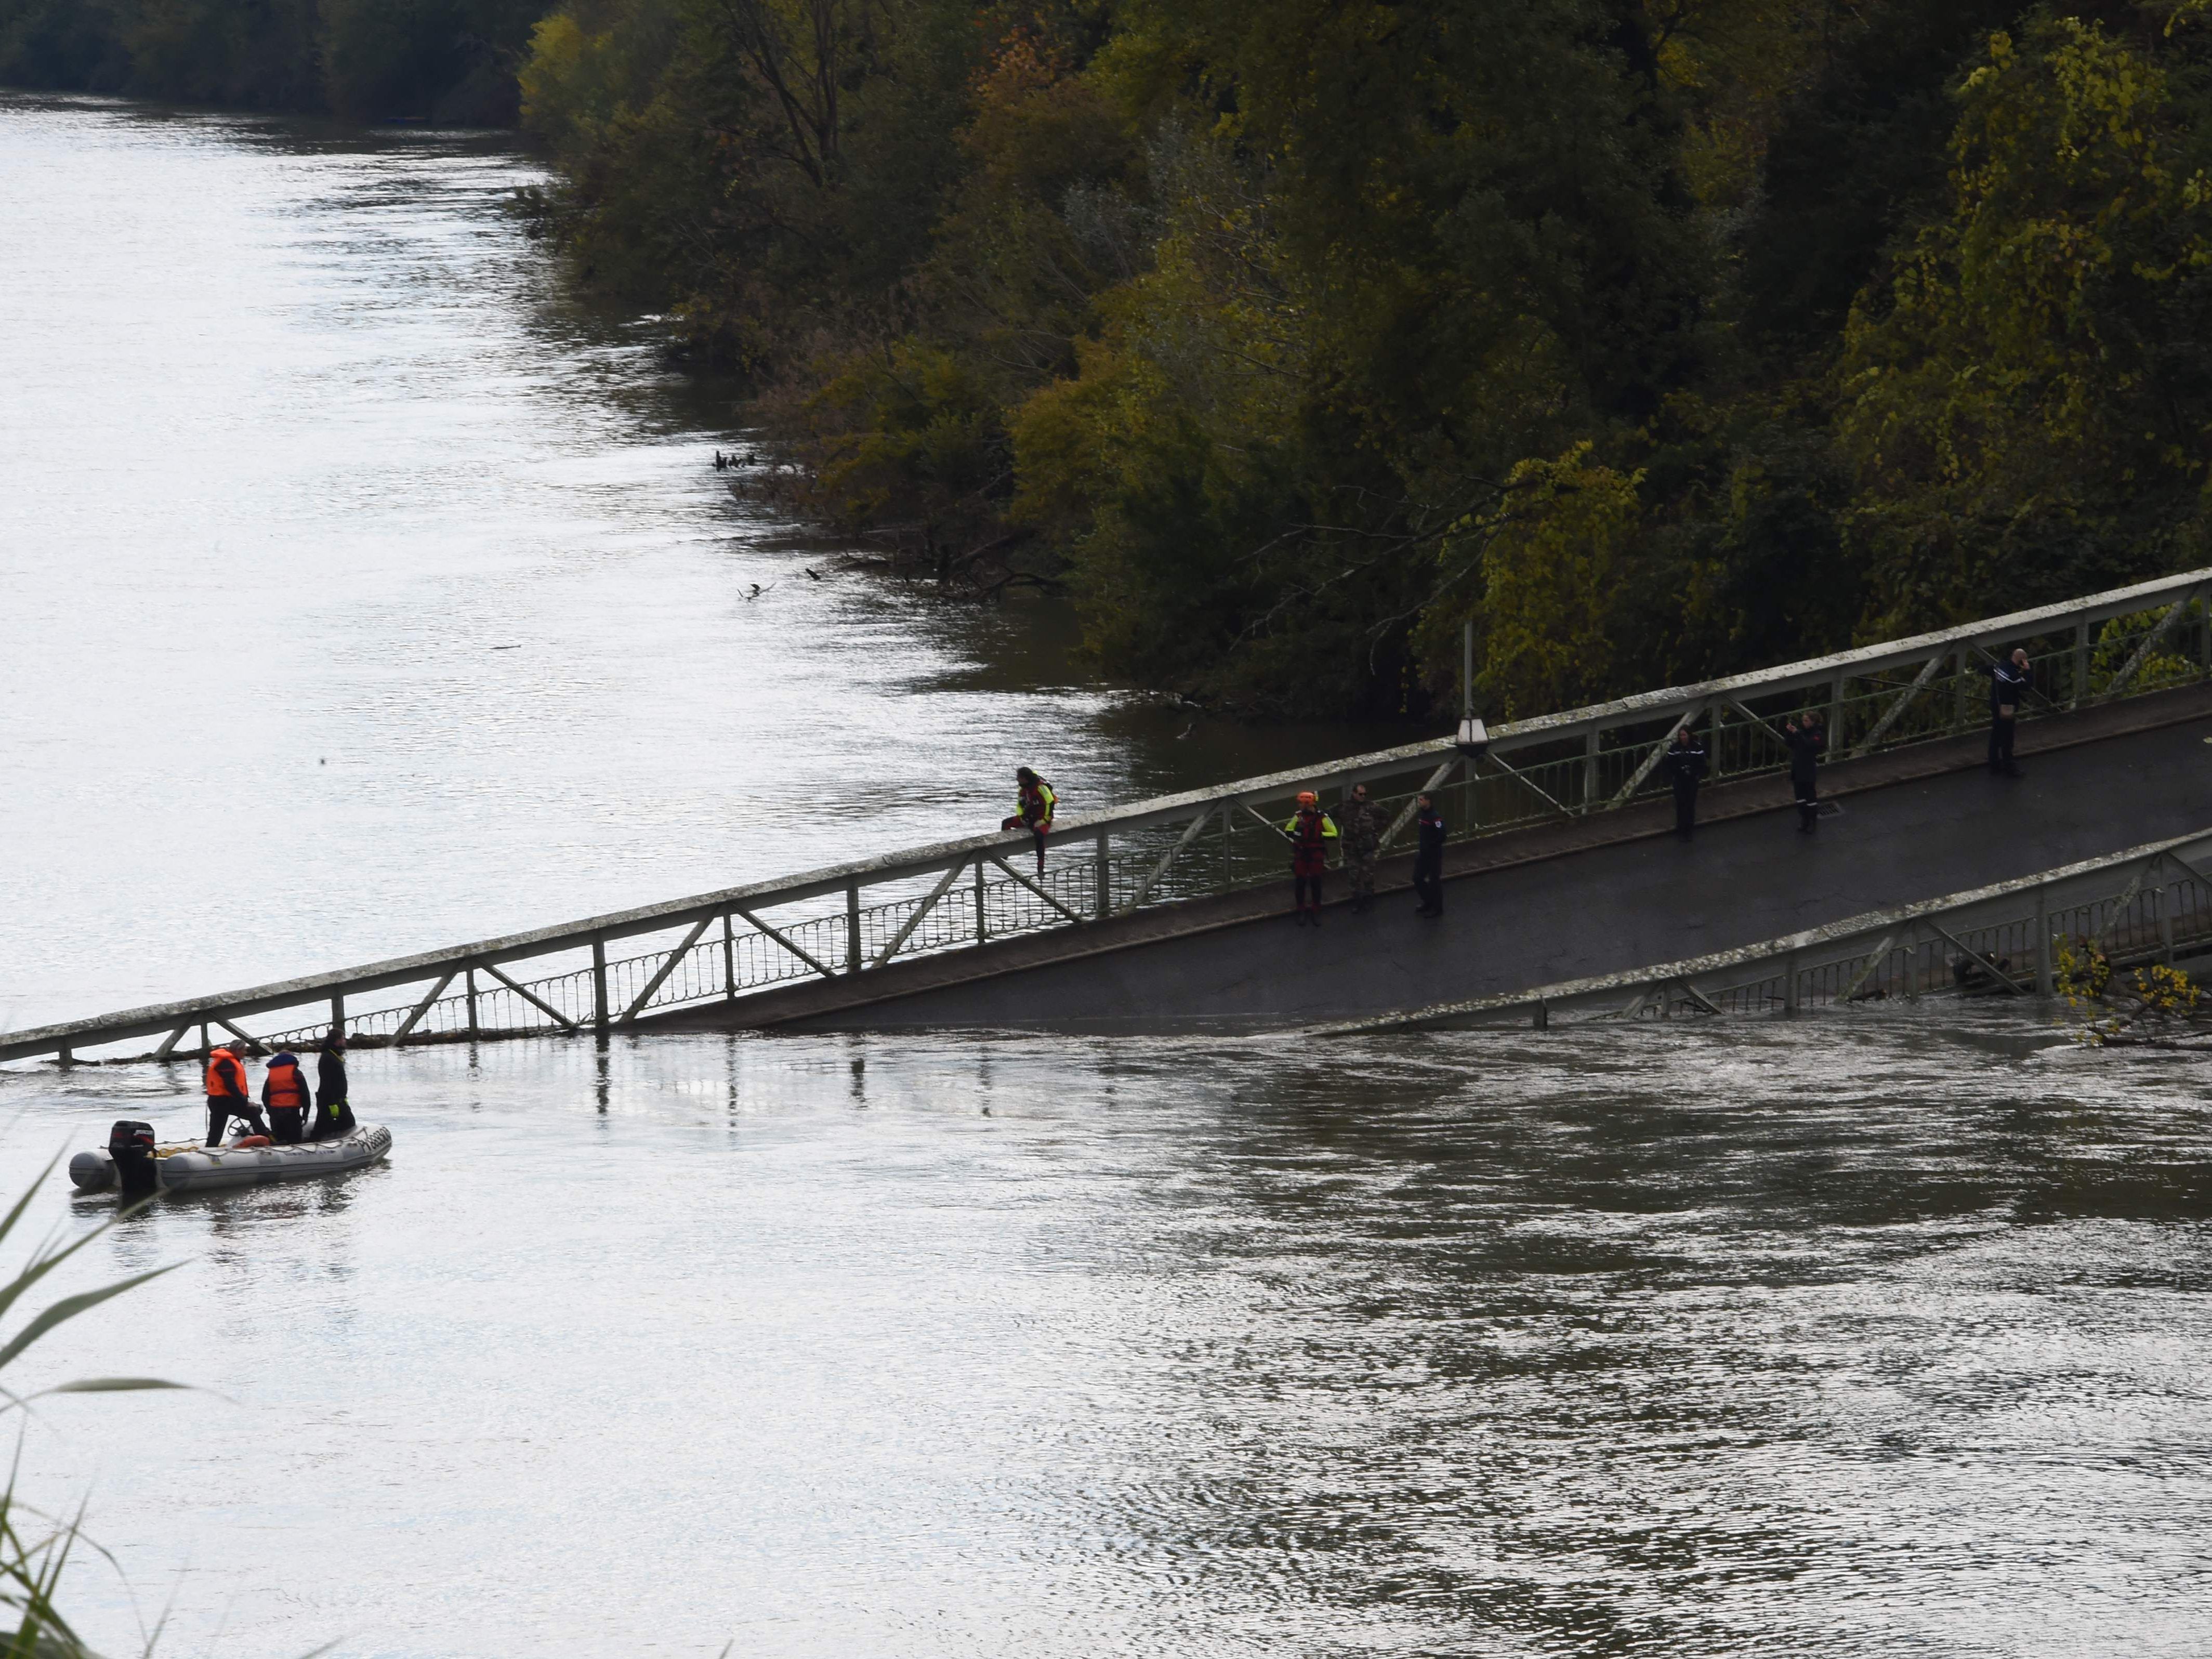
11;567;2212;1063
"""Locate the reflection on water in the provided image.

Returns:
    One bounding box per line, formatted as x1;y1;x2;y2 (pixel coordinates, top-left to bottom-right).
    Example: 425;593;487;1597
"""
4;1009;2209;1656
0;93;1399;1035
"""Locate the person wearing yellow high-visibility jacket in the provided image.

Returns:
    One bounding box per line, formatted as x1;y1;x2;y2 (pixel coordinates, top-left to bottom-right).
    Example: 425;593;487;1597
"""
1280;789;1339;927
1002;767;1056;873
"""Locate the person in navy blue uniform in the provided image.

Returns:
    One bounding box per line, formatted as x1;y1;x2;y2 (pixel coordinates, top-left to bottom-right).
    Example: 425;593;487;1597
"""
1988;647;2030;776
1660;727;1708;839
1412;793;1446;917
1783;712;1825;833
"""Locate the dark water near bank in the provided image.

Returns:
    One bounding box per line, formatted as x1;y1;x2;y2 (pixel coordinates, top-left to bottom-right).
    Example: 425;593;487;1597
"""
5;95;2210;1659
5;1012;2210;1657
0;93;1388;1036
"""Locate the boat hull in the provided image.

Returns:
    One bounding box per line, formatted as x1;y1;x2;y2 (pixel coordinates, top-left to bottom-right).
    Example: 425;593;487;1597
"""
69;1125;392;1194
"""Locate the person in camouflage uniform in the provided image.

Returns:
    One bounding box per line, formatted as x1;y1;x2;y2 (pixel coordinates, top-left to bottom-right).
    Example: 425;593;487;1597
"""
1339;783;1383;912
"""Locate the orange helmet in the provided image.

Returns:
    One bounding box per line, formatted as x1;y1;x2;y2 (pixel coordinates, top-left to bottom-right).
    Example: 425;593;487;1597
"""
1297;790;1318;806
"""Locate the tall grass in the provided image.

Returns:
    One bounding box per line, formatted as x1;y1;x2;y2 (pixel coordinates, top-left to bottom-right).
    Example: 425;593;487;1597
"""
2;1156;181;1659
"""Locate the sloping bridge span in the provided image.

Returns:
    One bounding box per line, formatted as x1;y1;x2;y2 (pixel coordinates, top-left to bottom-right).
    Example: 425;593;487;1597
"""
9;568;2212;1063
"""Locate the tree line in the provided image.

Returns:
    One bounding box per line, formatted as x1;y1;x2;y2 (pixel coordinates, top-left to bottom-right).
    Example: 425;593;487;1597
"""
0;0;543;121
13;1;2212;722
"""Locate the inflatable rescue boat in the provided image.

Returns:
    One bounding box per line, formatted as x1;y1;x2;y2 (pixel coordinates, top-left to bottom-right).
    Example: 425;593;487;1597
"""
69;1118;391;1197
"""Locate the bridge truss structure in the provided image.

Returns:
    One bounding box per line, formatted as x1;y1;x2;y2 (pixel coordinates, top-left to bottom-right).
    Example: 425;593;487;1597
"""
8;567;2212;1064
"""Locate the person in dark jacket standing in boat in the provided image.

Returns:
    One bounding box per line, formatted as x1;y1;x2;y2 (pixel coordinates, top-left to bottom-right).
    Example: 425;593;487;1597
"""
310;1030;356;1140
1412;792;1446;917
1660;726;1708;840
1783;711;1825;833
1339;783;1383;912
261;1050;311;1144
203;1042;268;1146
1988;647;2030;776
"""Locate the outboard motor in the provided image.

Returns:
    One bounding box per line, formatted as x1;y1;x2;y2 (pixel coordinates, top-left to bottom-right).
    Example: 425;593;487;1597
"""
108;1120;159;1201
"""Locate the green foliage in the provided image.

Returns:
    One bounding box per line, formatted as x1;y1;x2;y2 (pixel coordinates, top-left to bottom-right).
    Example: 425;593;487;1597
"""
1;1162;183;1658
1837;10;2212;632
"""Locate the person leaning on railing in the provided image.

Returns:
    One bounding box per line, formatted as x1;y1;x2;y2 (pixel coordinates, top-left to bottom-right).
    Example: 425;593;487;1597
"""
1987;647;2030;778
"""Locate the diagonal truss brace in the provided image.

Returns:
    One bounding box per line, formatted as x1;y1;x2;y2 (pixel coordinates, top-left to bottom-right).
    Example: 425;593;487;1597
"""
1607;702;1707;808
733;905;837;981
392;971;458;1043
1923;920;2026;996
986;856;1085;925
473;958;580;1032
2099;594;2193;702
1849;652;1947;758
1119;807;1222;917
871;860;970;970
619;913;718;1023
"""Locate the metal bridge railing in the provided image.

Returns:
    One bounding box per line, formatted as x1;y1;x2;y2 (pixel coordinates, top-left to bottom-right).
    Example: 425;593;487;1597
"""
1324;831;2212;1033
12;566;2212;1064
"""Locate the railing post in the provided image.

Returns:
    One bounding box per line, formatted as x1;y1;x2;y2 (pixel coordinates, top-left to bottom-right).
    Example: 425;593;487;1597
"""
1094;830;1111;920
57;1045;73;1068
330;995;345;1036
1953;649;1969;731
1829;672;1846;741
1583;729;1600;810
722;912;737;1001
2073;617;2089;707
1220;804;1232;891
846;880;861;973
2199;586;2210;677
2035;888;2053;994
591;936;609;1032
1783;953;1800;1015
465;969;480;1035
199;1022;210;1060
2160;885;2175;963
1533;998;1548;1031
975;860;988;942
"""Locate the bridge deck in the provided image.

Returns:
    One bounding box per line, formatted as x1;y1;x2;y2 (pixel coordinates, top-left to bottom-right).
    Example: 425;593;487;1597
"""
644;681;2212;1033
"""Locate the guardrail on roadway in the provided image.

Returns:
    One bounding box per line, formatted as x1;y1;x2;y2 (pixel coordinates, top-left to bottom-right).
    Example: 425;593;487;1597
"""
9;565;2212;1064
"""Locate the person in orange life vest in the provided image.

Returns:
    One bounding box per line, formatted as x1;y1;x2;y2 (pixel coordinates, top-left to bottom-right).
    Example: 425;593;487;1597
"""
260;1050;311;1144
1002;766;1056;874
204;1043;270;1146
1280;789;1339;926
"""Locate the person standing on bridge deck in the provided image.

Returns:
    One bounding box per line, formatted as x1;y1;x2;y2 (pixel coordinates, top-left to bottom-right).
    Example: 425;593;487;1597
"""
1282;789;1339;926
1783;712;1825;833
260;1050;310;1144
1661;727;1708;840
203;1042;268;1146
1413;793;1446;918
1005;767;1056;873
1988;647;2030;777
1340;783;1382;912
310;1029;356;1140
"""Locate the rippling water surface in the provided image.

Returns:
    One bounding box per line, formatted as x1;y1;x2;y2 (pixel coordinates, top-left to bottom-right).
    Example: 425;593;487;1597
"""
4;1013;2209;1657
0;93;1380;1034
5;95;2209;1659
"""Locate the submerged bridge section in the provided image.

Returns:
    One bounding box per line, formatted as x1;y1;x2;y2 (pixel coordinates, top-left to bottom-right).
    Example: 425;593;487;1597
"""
10;568;2212;1063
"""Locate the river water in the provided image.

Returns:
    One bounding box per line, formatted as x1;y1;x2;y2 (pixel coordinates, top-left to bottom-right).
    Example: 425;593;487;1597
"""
4;95;2210;1659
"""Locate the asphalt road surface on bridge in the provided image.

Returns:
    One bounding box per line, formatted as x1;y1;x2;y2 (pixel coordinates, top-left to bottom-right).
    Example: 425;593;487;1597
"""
652;684;2212;1035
